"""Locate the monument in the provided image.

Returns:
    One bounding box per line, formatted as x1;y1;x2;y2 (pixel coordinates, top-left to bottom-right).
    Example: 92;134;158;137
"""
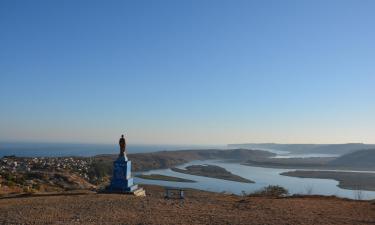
107;134;145;196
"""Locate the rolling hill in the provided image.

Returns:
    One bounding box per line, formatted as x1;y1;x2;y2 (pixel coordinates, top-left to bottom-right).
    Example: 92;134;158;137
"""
329;149;375;170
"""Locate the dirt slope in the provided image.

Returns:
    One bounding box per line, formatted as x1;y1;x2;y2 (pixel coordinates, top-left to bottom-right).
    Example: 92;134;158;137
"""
0;185;374;225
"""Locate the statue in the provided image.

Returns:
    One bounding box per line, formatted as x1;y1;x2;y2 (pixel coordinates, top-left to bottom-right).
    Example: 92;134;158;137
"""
119;134;126;157
106;133;145;196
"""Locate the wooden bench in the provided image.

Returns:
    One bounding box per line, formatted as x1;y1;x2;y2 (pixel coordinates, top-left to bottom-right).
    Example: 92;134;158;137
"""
164;187;185;199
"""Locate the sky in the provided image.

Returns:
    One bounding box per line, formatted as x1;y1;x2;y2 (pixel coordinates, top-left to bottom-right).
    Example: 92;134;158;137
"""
0;0;375;145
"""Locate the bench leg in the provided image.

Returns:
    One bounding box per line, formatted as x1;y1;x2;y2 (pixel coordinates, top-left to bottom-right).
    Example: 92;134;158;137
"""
165;190;170;199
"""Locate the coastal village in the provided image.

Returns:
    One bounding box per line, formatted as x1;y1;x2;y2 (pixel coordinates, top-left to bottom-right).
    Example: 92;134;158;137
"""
0;156;94;194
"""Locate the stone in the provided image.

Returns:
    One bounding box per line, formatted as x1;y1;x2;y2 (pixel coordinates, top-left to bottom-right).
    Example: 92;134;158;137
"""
133;188;146;197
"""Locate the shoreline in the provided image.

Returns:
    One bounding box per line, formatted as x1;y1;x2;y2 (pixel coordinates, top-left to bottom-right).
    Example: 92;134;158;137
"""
135;174;195;183
243;160;375;172
281;170;375;192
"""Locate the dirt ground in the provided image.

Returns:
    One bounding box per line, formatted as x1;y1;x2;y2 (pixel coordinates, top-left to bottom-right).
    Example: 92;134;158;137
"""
0;185;374;225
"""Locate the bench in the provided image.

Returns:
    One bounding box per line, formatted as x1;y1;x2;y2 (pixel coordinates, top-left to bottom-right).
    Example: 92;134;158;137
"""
164;187;185;199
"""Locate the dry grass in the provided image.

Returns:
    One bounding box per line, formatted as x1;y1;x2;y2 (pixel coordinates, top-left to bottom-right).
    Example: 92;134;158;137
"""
0;185;374;225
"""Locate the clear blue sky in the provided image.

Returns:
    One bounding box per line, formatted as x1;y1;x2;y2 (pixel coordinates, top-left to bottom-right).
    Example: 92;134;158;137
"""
1;0;374;145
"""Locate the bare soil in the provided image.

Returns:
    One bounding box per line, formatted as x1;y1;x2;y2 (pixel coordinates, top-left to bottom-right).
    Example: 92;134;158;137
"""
0;185;374;225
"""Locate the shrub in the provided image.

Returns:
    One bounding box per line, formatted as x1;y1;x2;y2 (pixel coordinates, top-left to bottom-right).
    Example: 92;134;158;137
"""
3;173;15;182
251;185;289;197
32;183;40;190
7;180;15;187
88;160;113;181
23;186;30;193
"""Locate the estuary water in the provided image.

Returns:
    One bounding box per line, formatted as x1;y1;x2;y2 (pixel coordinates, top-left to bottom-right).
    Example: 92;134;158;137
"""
135;160;375;200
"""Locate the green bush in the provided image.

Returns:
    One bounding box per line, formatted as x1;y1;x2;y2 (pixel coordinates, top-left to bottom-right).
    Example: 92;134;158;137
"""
88;160;113;181
32;183;40;190
7;180;15;187
3;173;15;182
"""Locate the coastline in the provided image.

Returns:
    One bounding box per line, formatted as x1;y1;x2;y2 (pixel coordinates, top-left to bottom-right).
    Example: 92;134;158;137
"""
280;170;375;191
135;174;195;183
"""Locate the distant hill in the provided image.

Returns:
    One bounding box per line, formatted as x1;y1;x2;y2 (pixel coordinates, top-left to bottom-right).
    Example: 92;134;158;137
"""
95;149;275;172
228;143;375;155
328;149;375;170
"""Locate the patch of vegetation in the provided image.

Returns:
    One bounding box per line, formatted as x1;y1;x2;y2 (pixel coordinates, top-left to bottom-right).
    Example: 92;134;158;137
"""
1;172;27;186
136;174;195;182
88;159;113;183
250;185;289;197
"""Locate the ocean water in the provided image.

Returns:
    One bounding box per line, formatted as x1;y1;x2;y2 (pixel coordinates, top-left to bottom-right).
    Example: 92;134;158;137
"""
0;142;225;157
0;142;340;158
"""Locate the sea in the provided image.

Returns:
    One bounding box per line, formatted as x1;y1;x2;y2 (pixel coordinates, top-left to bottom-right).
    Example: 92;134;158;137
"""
0;142;225;158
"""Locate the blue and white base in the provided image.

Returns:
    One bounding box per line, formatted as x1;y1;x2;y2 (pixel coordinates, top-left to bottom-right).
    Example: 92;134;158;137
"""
108;156;139;193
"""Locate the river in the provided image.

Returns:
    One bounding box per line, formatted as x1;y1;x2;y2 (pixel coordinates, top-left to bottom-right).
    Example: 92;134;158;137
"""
135;160;375;200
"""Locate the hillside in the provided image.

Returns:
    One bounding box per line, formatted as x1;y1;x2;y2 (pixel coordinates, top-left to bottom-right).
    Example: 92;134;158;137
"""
329;149;375;170
245;157;334;169
244;149;375;171
129;148;275;171
0;185;374;225
94;149;275;172
229;143;375;155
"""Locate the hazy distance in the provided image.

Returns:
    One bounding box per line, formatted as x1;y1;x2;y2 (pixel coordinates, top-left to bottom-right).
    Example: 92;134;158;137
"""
1;1;374;145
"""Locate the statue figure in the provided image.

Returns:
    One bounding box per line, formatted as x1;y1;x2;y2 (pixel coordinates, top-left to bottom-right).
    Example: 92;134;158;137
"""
108;133;145;195
119;134;126;157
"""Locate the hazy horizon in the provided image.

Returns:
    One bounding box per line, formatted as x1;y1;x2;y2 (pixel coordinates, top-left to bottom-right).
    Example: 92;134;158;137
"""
1;0;375;145
1;140;374;146
1;141;374;158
